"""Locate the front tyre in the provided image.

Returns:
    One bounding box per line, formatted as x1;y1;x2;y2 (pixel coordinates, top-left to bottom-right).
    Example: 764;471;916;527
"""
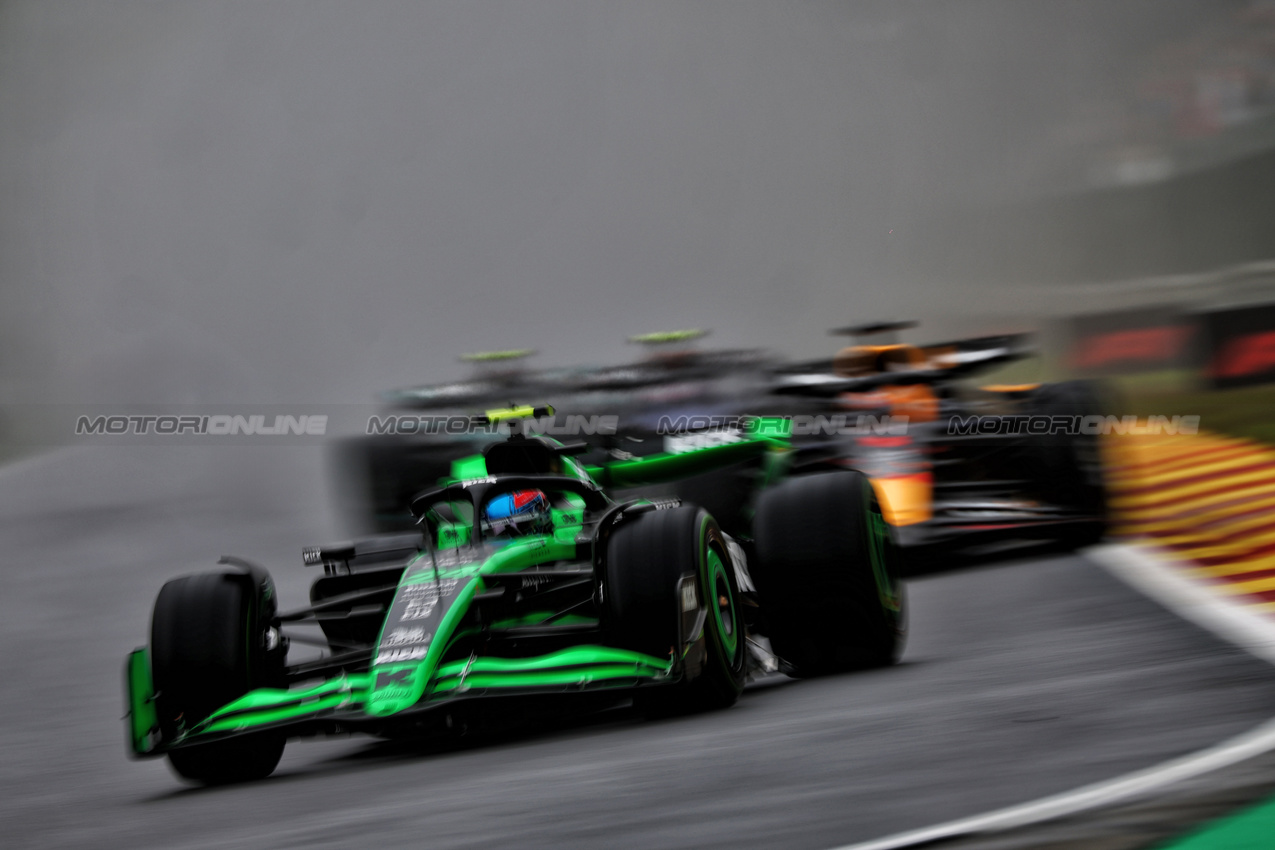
150;571;286;784
605;506;747;715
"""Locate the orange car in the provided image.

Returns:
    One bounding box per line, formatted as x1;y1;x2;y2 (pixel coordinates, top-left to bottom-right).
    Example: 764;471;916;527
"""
772;324;1108;568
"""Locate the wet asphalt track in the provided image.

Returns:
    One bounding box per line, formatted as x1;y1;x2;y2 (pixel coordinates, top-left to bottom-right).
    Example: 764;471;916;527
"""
2;446;1275;850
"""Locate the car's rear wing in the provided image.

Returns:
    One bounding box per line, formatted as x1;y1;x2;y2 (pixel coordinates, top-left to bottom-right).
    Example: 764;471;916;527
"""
773;335;1034;398
921;332;1034;361
588;418;790;488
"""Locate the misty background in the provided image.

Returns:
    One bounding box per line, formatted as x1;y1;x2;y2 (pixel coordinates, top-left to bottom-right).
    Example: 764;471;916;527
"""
6;8;1275;840
0;0;1245;411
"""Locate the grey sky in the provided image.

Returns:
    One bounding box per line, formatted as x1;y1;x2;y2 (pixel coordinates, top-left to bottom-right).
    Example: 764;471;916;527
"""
0;0;1233;405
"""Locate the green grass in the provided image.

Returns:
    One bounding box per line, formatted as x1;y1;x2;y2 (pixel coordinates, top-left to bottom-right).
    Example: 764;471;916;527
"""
1154;791;1275;849
1120;381;1275;445
956;360;1275;443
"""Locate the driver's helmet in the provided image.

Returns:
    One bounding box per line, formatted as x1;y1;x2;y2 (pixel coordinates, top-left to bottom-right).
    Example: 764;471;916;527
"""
484;489;550;538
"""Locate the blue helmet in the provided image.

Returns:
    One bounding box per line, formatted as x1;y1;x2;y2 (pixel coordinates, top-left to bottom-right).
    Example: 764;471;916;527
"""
484;489;549;537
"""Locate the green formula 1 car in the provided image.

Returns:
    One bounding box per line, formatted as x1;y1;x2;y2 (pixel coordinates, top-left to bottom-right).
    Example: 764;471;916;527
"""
124;407;904;784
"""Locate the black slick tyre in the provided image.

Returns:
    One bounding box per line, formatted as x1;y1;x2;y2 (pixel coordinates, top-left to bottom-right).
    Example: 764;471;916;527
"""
605;505;747;715
752;471;905;675
150;571;286;784
1030;380;1109;548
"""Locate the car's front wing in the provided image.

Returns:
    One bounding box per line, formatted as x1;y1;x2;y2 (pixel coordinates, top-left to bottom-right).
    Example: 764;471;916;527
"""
124;645;672;757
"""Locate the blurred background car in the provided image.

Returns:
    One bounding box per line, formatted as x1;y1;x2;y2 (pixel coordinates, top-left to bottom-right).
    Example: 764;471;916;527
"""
772;323;1110;569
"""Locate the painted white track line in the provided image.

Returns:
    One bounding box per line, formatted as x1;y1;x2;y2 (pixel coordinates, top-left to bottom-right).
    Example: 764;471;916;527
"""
1092;543;1275;666
829;543;1275;850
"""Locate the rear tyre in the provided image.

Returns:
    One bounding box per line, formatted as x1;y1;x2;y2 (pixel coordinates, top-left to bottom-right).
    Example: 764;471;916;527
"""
150;571;286;784
1030;381;1109;548
752;471;905;675
605;506;747;716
